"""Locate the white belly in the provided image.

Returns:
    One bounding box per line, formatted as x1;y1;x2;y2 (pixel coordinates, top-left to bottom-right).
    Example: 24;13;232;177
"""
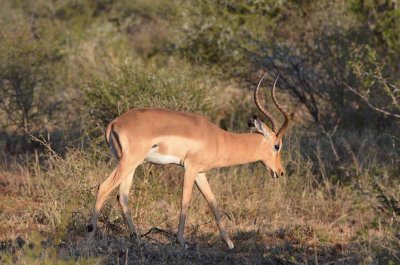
144;146;181;165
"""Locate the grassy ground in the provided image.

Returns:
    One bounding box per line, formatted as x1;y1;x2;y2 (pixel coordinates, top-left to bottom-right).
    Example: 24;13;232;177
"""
0;136;398;265
0;1;399;264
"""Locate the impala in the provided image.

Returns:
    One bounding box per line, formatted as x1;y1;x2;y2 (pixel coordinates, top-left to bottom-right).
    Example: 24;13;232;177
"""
87;72;290;249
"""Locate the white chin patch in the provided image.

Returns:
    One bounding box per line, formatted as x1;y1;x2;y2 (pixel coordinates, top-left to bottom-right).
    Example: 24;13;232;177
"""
144;146;181;165
266;168;278;178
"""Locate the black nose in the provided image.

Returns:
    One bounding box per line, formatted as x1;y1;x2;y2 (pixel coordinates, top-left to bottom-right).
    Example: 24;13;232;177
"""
281;172;285;177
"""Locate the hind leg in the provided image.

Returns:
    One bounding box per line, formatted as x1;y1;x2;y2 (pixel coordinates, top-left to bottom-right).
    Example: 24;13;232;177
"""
87;158;140;235
118;169;139;240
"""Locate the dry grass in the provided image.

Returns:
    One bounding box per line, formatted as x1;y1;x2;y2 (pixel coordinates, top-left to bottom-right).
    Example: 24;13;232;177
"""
0;135;399;264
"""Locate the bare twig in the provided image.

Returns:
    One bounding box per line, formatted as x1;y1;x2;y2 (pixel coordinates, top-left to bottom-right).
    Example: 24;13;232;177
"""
24;129;58;156
343;82;400;119
140;227;175;239
319;119;341;162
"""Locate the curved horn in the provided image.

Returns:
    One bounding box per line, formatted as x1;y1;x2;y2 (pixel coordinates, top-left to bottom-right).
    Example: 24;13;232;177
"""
271;73;290;140
254;72;278;133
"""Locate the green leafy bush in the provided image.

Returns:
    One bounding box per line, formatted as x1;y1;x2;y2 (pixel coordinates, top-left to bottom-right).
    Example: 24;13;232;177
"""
348;45;400;122
0;21;63;132
84;61;213;127
173;0;282;73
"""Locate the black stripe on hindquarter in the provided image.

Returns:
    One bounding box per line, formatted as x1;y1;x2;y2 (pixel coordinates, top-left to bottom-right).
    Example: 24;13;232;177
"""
110;127;123;159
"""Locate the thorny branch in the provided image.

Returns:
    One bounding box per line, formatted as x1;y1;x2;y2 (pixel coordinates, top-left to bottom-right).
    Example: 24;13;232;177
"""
24;129;58;156
344;82;400;119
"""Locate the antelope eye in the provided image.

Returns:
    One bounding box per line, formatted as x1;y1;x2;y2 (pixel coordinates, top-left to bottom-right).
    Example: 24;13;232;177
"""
274;144;280;151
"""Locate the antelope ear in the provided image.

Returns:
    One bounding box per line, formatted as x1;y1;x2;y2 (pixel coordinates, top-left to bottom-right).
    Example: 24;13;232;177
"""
248;115;257;128
249;115;275;139
253;117;268;138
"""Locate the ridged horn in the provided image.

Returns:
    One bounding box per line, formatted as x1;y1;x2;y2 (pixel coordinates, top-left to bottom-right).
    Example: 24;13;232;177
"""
271;73;290;140
254;72;278;133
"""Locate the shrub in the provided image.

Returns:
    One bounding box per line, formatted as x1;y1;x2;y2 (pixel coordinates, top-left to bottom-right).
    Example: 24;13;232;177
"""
84;61;213;128
0;21;63;132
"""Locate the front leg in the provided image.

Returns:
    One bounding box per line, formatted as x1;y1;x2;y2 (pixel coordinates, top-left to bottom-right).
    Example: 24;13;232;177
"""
195;172;234;249
177;167;197;246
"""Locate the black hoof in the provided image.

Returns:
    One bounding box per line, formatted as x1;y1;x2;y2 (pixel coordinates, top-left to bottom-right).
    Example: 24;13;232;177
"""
87;224;94;232
130;232;138;240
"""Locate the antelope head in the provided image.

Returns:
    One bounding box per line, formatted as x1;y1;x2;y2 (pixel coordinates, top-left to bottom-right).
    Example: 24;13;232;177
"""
248;73;290;178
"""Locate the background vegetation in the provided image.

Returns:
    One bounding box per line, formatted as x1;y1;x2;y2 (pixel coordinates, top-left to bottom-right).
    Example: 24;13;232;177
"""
0;0;399;264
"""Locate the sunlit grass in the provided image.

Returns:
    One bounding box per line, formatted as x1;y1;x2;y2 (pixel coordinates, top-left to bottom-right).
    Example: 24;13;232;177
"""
1;133;398;264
